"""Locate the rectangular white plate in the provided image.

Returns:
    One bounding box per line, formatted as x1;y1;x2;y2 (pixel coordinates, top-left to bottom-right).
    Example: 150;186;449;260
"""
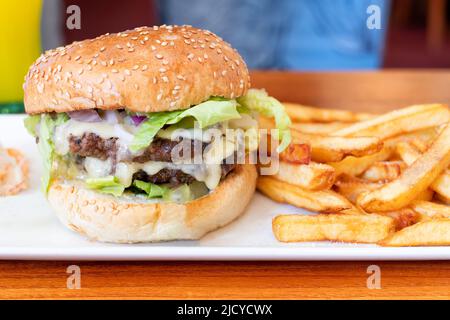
0;115;449;261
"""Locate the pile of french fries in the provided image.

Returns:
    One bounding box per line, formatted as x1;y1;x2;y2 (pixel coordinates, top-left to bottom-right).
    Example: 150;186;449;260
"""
258;103;450;246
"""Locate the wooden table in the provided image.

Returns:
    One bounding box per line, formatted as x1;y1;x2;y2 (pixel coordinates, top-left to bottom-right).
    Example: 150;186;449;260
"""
1;71;449;300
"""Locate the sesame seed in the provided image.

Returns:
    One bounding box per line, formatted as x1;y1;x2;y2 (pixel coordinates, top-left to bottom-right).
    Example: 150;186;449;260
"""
109;59;114;65
116;44;123;49
176;75;185;80
78;69;84;75
155;54;163;59
128;48;135;52
112;69;118;73
174;85;181;90
157;93;163;100
222;70;227;76
142;65;148;71
187;53;194;60
124;69;131;76
162;76;169;83
74;55;81;61
162;60;169;65
151;45;156;51
132;65;139;70
134;84;139;90
159;68;167;73
161;41;168;46
197;57;203;63
100;46;106;52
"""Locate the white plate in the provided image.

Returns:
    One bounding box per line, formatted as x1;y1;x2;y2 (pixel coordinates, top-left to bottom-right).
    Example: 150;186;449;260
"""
0;115;449;261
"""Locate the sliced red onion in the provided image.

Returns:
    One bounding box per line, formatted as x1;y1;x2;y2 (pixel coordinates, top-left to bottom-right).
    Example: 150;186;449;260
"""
68;110;102;122
131;115;147;126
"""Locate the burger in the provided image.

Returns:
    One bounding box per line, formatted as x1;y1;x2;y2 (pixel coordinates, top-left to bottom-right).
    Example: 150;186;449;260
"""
23;25;291;243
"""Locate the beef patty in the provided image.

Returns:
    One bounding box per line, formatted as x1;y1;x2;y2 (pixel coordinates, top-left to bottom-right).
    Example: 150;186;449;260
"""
132;163;236;186
69;133;237;186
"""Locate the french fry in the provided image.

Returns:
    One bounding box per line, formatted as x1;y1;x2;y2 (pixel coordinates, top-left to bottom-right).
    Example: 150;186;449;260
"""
377;209;421;231
329;143;394;176
290;122;349;134
279;143;311;164
267;161;336;190
397;141;450;202
259;117;383;162
411;201;450;220
334;176;383;204
273;214;395;243
358;124;450;212
257;176;352;213
334;104;450;139
283;103;375;123
379;219;450;246
291;129;383;163
361;161;406;182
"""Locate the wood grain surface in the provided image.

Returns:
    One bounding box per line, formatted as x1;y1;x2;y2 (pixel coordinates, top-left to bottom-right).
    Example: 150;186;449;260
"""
1;71;449;300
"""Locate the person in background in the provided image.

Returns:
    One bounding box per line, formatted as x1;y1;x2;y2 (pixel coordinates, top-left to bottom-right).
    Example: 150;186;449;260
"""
158;0;390;70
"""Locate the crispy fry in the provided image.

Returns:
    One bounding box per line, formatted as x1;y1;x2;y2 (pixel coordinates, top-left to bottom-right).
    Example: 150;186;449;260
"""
265;161;336;190
273;214;395;243
361;161;406;182
257;176;351;213
283;103;375;123
334;104;450;139
377;209;421;231
259;117;383;162
290;122;349;134
379;219;450;246
329;143;394;176
291;129;383;163
334;176;383;204
358;124;450;212
279;143;311;164
397;141;450;202
411;201;450;220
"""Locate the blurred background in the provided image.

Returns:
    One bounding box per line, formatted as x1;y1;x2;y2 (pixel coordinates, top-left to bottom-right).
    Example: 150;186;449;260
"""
1;0;449;112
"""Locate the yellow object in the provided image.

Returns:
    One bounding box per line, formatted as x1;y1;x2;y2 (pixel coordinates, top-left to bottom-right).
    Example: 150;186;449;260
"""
0;0;42;103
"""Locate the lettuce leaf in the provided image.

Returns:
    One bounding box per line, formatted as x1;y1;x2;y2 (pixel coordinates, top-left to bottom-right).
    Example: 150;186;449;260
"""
85;176;125;197
37;113;69;193
129;99;241;152
23;115;41;137
237;89;292;152
133;180;168;198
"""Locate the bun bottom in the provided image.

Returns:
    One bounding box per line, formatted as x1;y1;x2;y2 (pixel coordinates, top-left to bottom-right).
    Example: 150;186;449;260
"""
47;164;257;243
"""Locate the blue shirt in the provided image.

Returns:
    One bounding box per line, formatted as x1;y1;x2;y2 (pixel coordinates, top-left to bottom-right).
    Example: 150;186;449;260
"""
158;0;390;70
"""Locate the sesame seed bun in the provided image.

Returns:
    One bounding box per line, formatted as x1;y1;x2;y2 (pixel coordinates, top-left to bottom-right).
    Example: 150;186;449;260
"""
24;25;250;115
47;164;257;243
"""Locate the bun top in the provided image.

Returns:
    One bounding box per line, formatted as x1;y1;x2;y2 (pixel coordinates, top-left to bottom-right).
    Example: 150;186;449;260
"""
24;25;250;114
